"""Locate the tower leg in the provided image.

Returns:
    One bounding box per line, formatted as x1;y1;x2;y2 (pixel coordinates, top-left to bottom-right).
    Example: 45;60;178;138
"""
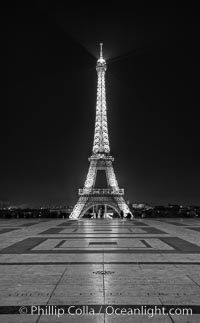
114;196;133;218
69;196;88;219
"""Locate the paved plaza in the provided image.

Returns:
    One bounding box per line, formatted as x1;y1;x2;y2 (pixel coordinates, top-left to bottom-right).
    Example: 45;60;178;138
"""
0;217;200;322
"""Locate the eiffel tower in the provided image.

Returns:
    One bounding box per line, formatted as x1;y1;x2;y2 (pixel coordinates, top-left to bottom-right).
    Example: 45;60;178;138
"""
70;44;133;219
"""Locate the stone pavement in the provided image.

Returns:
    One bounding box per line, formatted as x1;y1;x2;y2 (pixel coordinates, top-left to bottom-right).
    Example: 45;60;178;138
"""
0;217;200;322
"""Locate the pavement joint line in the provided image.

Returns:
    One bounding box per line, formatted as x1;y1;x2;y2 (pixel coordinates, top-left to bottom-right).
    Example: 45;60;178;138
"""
103;248;106;323
1;262;200;265
186;274;200;288
35;234;171;238
34;264;69;323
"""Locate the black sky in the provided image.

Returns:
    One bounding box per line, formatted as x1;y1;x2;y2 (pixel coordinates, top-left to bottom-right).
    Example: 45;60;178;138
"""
1;1;200;207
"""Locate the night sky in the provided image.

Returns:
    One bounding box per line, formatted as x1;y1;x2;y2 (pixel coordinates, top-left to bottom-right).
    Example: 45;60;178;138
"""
1;1;200;207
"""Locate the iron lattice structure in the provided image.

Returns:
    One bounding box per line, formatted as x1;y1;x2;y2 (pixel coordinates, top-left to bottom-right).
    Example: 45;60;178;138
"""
70;44;132;219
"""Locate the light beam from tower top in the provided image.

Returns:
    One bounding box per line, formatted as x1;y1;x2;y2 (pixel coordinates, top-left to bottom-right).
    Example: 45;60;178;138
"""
97;42;106;65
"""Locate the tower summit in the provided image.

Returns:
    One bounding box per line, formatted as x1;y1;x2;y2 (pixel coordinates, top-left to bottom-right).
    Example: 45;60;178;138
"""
70;44;133;219
99;43;105;62
93;43;109;154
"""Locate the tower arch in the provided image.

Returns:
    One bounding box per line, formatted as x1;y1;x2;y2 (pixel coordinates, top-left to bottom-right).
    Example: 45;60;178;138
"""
81;202;120;218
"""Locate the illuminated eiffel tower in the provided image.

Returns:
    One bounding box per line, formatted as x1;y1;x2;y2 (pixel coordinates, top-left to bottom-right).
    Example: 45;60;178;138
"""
70;44;133;219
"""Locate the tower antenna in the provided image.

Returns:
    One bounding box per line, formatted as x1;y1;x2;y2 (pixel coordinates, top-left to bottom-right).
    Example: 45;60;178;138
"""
100;42;103;59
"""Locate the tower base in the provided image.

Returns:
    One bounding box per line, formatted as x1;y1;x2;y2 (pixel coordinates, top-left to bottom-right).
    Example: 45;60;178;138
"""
69;193;132;219
70;154;133;219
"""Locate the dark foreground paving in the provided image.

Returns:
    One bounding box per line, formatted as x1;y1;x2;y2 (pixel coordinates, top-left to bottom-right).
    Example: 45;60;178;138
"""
0;218;200;322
